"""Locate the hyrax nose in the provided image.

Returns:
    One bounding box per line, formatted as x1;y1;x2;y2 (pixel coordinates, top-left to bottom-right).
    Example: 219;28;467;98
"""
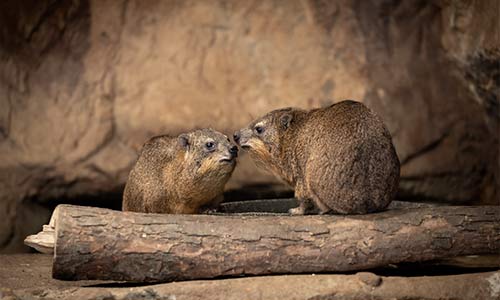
229;145;238;158
233;132;240;144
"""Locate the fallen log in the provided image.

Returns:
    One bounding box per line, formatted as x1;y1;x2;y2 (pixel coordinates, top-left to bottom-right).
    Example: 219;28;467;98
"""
25;199;441;254
52;204;499;282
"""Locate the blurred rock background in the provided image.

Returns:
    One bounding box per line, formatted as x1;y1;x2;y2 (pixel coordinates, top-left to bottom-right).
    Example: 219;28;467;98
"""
0;0;498;252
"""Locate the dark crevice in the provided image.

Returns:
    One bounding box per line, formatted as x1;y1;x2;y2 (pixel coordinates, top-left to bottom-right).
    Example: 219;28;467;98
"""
465;51;500;121
42;187;125;211
400;170;464;180
0;222;15;249
396;189;470;204
369;262;499;278
84;261;499;288
400;129;450;165
25;184;294;216
223;183;293;202
25;0;60;42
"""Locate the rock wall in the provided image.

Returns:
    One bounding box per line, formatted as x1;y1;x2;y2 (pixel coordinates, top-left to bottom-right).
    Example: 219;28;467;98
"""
0;0;498;252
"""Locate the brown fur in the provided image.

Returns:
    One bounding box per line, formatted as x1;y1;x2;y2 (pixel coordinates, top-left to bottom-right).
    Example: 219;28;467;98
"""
123;129;237;214
235;100;400;214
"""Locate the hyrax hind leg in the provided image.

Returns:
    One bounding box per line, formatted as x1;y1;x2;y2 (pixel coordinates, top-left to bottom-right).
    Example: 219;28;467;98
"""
289;198;316;215
289;182;308;215
289;182;326;215
304;163;333;215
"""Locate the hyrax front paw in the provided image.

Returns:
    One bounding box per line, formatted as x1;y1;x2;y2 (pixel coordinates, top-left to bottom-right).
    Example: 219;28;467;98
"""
200;207;219;214
289;206;305;215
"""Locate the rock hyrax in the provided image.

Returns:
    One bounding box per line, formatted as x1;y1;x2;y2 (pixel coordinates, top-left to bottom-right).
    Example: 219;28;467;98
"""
123;129;238;214
234;100;400;214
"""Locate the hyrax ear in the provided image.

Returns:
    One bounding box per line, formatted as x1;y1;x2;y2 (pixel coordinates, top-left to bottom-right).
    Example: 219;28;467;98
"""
280;113;293;130
178;134;190;149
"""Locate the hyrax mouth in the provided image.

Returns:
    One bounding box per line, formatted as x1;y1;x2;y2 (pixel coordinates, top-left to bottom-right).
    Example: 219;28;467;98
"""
219;157;235;163
233;131;251;150
238;142;252;150
221;145;238;162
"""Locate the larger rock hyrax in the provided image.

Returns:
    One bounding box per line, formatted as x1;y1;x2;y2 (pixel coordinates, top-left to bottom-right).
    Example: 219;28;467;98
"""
123;129;238;214
234;100;400;214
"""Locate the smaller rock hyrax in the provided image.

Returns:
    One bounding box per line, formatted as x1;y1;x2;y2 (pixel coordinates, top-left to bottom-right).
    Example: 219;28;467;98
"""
234;100;400;215
123;129;238;214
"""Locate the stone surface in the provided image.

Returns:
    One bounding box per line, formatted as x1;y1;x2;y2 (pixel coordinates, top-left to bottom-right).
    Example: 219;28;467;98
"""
1;255;500;300
356;272;383;287
0;0;498;252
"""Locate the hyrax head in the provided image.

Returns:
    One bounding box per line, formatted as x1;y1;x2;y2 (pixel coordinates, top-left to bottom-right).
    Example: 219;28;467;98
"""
178;128;238;175
233;107;298;164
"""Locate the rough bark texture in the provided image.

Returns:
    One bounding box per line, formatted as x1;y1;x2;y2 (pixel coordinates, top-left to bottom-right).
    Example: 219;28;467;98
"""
0;0;498;253
22;199;442;254
52;204;500;282
2;254;499;300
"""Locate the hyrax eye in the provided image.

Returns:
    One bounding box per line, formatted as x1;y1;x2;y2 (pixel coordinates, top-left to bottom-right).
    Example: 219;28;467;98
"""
254;126;264;134
205;141;215;150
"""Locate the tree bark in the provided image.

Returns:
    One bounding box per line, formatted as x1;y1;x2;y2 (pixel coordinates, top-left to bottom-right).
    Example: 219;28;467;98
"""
52;204;500;282
24;199;440;254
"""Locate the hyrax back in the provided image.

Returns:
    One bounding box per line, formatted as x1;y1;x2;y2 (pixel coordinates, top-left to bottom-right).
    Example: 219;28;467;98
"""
123;129;238;214
235;100;400;214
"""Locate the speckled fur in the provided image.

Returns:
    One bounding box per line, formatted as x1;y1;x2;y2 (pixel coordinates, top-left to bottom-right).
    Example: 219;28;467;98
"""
236;100;400;214
123;129;237;214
